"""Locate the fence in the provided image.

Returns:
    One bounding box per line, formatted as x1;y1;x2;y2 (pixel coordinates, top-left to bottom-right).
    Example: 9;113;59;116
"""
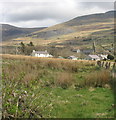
97;61;116;78
97;61;115;70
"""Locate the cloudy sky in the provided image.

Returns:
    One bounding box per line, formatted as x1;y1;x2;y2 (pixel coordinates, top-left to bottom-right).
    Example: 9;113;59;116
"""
0;0;115;28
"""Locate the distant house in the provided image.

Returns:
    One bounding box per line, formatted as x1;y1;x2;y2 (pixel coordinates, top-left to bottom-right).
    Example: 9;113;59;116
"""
88;55;100;61
81;49;93;55
67;56;78;60
72;49;81;53
99;54;108;60
31;50;53;57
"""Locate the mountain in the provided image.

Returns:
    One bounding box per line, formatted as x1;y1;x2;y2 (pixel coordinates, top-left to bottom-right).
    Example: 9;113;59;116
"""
1;11;115;49
26;11;115;38
1;24;47;41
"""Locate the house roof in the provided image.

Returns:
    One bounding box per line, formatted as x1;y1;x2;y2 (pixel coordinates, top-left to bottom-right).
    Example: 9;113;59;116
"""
89;55;100;59
81;49;93;54
100;55;107;58
81;49;93;52
33;51;49;54
68;56;77;58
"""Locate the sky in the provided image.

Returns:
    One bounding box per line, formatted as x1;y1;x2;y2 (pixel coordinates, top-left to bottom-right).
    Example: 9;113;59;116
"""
0;0;115;28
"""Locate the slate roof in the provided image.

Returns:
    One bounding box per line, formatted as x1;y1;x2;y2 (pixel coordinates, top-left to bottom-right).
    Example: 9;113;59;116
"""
68;56;77;59
81;49;93;54
89;55;100;59
33;51;49;54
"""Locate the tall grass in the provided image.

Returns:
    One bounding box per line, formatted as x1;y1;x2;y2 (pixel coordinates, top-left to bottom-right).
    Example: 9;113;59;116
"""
55;72;74;89
1;54;96;73
84;69;111;87
2;54;112;88
2;54;114;118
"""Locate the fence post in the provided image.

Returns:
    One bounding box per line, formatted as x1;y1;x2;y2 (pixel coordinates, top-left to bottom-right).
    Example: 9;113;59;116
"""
97;61;101;67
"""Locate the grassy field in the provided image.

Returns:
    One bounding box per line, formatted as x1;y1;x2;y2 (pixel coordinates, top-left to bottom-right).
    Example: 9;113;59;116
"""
1;54;115;118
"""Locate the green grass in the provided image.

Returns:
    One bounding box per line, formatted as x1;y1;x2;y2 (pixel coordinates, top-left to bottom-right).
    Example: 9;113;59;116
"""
49;88;114;118
2;55;115;118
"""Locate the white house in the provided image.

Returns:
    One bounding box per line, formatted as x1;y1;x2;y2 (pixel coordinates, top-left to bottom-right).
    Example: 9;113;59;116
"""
76;49;81;53
98;54;108;60
88;55;100;61
72;49;80;53
31;50;53;57
67;56;78;60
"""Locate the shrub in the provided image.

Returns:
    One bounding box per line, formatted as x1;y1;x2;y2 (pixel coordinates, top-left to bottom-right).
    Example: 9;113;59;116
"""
84;70;111;87
107;54;114;60
55;72;74;89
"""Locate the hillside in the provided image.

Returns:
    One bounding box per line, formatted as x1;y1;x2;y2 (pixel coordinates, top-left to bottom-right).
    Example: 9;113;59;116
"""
1;24;47;41
28;11;114;38
1;11;115;56
3;10;114;48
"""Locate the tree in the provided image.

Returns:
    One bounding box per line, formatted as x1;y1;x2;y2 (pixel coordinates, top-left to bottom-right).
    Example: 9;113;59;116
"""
20;42;25;53
27;41;34;46
107;54;114;60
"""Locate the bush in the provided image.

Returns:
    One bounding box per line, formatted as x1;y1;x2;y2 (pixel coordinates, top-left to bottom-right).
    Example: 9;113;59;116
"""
84;70;111;87
107;54;114;60
55;72;74;89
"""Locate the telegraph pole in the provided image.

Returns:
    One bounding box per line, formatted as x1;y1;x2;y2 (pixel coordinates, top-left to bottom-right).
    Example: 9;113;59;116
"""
15;43;19;55
93;41;96;54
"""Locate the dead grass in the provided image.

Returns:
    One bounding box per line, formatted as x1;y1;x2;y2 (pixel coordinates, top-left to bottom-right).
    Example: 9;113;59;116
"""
84;69;111;87
1;54;96;73
2;54;114;118
55;72;74;89
2;54;113;88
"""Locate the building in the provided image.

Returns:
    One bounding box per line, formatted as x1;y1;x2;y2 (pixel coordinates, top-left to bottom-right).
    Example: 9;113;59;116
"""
88;55;100;61
31;50;53;57
67;56;78;60
81;49;94;55
98;54;108;60
72;49;81;53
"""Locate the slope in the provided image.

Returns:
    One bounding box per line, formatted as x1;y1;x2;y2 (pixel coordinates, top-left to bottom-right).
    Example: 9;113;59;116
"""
2;11;115;48
1;24;47;41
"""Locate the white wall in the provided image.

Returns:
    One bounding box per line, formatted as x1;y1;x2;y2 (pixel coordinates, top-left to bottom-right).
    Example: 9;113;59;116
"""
35;53;50;57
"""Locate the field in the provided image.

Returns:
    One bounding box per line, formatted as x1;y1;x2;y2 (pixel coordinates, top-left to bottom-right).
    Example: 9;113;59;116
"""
1;54;115;118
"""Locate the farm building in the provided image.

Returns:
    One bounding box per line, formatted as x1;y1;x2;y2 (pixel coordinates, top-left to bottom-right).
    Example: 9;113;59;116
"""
72;49;81;53
88;55;100;61
81;49;94;55
67;56;78;60
98;54;108;60
31;50;53;57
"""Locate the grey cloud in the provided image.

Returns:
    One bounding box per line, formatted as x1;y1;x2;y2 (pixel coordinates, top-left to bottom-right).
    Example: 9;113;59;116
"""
79;2;114;11
3;1;77;23
1;0;114;27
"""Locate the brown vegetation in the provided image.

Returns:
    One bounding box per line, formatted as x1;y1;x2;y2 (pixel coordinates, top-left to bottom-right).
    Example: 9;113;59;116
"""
84;69;111;87
2;54;113;89
1;54;96;72
55;72;74;89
